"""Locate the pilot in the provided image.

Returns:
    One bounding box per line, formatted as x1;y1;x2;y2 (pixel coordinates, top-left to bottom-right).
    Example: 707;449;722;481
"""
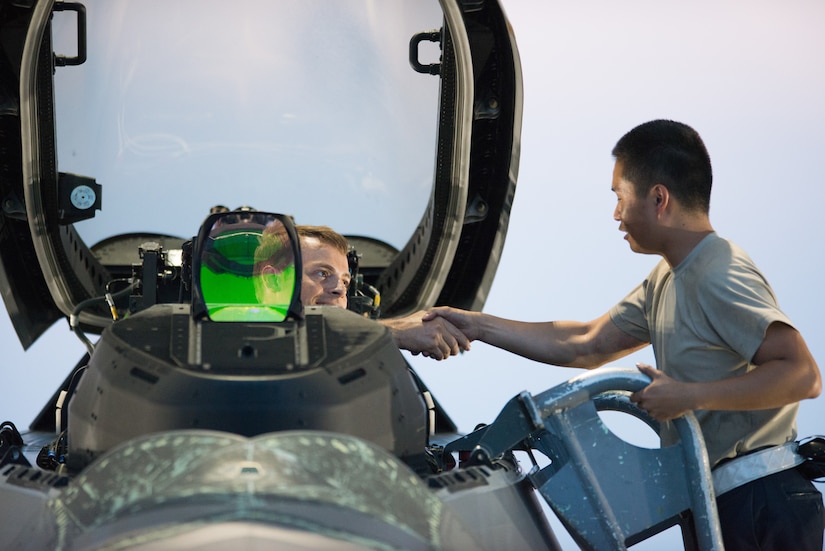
255;223;470;361
423;120;824;549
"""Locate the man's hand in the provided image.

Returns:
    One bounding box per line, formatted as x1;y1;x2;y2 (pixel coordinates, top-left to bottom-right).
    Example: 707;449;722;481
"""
630;363;697;421
381;311;471;360
422;307;483;341
631;323;823;418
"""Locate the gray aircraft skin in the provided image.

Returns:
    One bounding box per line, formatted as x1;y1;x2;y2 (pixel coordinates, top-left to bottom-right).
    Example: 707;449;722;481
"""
0;1;724;550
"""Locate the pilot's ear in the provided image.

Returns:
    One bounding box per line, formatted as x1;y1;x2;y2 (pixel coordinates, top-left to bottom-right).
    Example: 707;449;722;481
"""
259;264;283;292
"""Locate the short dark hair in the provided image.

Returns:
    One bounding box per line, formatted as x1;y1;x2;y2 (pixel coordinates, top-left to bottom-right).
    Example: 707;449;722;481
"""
296;225;349;256
612;120;712;213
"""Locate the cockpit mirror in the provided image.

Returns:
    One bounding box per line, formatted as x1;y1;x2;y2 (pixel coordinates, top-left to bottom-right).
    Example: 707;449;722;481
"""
191;211;302;323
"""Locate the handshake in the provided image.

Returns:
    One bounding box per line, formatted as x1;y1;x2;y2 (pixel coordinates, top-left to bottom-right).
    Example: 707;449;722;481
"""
382;307;476;361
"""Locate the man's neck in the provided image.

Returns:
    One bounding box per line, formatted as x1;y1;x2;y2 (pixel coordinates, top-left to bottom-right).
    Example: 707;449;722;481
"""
660;216;714;267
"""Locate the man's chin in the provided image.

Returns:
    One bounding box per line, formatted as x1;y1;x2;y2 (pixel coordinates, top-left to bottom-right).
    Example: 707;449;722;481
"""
626;242;657;256
625;238;645;254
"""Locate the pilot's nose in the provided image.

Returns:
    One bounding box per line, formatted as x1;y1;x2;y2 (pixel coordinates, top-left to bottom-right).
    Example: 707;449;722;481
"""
329;276;347;296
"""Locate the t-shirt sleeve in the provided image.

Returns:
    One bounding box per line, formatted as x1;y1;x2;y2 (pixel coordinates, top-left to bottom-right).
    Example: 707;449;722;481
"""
698;259;793;364
609;281;651;343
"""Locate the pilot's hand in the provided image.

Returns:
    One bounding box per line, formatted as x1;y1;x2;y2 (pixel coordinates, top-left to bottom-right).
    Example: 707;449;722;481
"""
630;363;695;421
381;311;470;360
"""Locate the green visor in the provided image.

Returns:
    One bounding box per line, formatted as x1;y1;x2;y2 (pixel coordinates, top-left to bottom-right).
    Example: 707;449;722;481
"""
193;212;301;322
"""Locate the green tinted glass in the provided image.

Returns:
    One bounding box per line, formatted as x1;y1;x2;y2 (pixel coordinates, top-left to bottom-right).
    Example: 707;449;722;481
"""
199;214;296;322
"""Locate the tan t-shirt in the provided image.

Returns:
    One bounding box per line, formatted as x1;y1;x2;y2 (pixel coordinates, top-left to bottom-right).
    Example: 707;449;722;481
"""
609;233;798;467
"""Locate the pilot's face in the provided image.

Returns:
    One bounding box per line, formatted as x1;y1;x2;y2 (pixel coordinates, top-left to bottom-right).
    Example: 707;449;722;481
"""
300;237;350;308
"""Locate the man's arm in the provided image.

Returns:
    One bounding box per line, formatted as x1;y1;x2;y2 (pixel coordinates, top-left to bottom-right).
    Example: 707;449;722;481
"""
424;307;647;368
380;312;471;361
631;322;822;421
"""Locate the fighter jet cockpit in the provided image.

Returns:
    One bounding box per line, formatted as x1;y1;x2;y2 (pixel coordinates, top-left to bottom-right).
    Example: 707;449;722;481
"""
63;208;434;475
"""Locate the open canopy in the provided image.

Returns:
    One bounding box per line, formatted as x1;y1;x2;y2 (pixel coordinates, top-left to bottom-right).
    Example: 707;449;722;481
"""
0;0;522;348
